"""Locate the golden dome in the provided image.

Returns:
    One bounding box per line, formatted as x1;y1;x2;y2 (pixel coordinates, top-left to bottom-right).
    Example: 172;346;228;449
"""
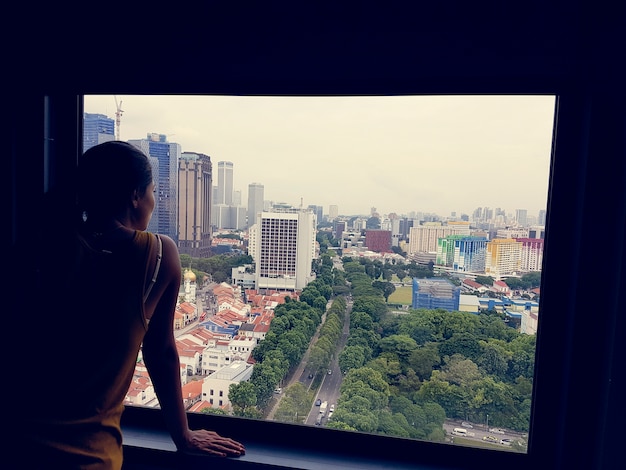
183;269;196;282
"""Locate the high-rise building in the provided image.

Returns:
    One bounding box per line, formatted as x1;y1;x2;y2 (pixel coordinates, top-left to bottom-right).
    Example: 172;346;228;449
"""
307;205;324;226
212;161;246;229
538;209;547;225
408;222;470;254
485;238;523;279
436;235;466;266
82;113;114;152
178;152;213;258
215;161;234;205
516;209;528;226
328;205;338;220
128;133;181;241
247;183;264;228
233;190;242;207
251;209;317;291
516;237;544;272
333;220;346;240
453;236;488;273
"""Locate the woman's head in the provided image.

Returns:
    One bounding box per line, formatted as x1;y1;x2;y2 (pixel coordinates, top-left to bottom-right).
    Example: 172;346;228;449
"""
78;141;155;230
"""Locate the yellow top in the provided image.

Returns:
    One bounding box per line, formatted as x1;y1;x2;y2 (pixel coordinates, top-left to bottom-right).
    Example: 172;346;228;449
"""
17;230;160;469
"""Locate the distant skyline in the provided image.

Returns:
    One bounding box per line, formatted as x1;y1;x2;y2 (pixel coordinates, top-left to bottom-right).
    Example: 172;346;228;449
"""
84;94;555;218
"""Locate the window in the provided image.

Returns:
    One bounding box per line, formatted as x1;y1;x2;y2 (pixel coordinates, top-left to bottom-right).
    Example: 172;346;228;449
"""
84;94;553;454
11;6;622;469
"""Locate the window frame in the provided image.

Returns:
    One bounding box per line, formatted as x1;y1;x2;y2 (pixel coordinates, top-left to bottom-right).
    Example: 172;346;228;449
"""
9;9;624;465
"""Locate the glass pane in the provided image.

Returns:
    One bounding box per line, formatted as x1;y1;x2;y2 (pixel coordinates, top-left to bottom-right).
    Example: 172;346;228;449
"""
84;94;555;453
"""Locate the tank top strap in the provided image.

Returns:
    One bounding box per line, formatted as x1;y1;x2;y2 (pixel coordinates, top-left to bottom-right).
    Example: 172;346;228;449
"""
143;233;163;303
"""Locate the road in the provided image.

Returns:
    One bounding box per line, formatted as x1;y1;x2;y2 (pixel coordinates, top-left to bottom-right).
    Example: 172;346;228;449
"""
443;419;526;447
266;297;353;425
304;298;352;426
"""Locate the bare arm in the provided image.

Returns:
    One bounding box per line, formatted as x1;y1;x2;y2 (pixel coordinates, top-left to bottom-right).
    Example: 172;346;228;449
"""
142;235;245;458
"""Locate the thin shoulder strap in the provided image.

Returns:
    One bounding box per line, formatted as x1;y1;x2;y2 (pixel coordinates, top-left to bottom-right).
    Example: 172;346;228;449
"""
143;234;163;303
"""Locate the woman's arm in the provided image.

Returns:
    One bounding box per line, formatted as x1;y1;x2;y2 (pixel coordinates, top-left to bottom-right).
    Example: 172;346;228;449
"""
141;234;245;458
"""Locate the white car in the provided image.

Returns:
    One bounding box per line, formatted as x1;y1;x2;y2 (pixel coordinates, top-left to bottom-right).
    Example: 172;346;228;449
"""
489;428;505;434
329;404;335;412
461;421;473;429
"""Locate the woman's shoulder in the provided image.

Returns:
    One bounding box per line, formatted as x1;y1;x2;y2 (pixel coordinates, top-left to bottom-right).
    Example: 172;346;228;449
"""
144;232;181;272
143;232;177;252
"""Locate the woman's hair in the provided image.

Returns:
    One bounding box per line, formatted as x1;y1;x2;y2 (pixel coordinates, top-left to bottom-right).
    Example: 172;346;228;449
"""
77;141;153;223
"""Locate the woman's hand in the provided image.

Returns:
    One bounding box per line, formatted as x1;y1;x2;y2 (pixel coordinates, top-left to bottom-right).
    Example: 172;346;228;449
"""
178;429;246;458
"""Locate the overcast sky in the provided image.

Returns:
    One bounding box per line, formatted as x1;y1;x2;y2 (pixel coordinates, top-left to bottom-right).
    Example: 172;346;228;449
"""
84;94;555;219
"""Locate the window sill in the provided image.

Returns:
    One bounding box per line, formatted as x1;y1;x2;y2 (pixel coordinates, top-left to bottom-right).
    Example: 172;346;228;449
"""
120;406;528;470
121;425;444;470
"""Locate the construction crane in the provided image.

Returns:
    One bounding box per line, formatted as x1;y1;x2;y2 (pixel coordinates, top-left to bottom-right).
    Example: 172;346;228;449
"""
114;95;124;140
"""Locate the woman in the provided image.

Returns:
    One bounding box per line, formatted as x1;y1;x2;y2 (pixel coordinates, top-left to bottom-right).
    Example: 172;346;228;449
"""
9;141;245;468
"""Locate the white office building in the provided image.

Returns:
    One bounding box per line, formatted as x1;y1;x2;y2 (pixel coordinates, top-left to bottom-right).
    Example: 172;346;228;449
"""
250;209;317;291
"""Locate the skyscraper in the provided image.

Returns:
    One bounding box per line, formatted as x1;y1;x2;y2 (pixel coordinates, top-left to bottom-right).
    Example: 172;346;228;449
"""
178;152;213;258
82;113;114;152
128;133;181;241
328;205;338;220
215;161;234;205
516;209;528;226
212;161;246;229
247;183;264;228
307;205;323;226
538;209;547;225
251;209;317;291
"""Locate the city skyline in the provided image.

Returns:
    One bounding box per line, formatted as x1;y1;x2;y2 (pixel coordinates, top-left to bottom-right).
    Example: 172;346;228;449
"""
84;94;555;218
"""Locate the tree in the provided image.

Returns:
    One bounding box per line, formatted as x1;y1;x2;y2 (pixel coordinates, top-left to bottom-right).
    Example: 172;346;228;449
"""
372;280;396;302
273;383;312;424
438;332;482;362
229;381;257;417
475;275;494;286
477;340;512;379
408;342;441;380
352;296;387;323
520;271;541;289
439;354;482;387
341;367;390;410
339;344;367;373
377;410;412;438
378;334;418;363
366;355;402;383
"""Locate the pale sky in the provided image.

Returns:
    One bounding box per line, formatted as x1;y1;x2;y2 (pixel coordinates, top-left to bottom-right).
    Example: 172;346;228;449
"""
84;94;555;219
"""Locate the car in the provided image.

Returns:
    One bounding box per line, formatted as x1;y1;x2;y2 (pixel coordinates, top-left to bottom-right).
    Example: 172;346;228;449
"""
461;421;473;429
329;404;335;412
308;373;314;379
489;428;505;434
315;398;322;406
328;369;332;375
273;388;282;394
483;435;499;443
500;438;512;446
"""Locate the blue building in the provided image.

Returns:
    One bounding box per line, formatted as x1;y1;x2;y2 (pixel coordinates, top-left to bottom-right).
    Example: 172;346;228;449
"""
453;236;488;272
412;278;460;311
128;133;181;242
82;113;114;152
